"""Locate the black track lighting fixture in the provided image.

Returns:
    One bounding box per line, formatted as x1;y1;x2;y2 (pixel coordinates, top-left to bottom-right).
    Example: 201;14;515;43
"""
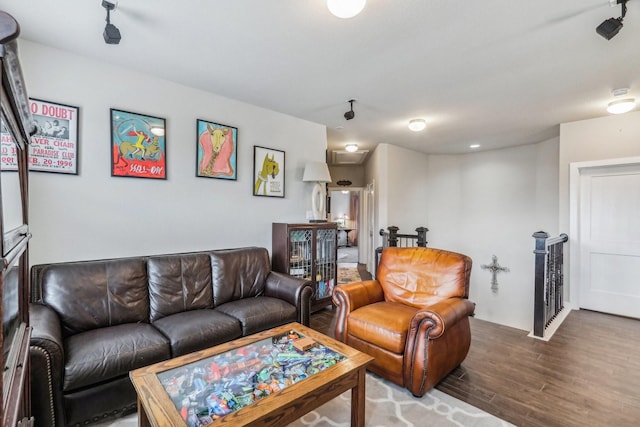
596;0;629;40
102;0;121;45
344;99;356;120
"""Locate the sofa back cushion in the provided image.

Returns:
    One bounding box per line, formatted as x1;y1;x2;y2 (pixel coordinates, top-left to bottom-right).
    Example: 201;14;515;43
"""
34;258;149;337
378;247;472;308
147;253;213;322
210;247;270;306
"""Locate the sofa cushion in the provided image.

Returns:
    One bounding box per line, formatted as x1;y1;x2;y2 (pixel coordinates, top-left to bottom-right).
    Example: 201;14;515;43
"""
38;258;149;337
215;296;297;335
63;323;170;392
148;253;213;322
210;247;271;306
152;309;242;357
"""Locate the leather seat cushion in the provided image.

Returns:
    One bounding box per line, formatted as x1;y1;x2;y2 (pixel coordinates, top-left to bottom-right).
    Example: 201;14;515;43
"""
152;309;242;357
347;301;418;354
64;323;170;392
215;296;297;335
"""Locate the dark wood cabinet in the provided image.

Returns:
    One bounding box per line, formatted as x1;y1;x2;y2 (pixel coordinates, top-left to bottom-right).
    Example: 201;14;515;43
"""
272;223;337;312
1;11;34;427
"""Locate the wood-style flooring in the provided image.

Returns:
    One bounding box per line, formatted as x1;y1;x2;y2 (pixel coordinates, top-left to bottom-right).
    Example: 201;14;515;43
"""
310;290;640;427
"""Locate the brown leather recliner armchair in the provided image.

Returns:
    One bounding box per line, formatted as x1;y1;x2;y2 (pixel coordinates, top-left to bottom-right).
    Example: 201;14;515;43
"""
332;246;475;397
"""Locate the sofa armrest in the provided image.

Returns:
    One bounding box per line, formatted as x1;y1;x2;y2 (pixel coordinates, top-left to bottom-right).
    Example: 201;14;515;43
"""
264;271;314;326
30;303;66;427
410;298;475;340
332;280;384;342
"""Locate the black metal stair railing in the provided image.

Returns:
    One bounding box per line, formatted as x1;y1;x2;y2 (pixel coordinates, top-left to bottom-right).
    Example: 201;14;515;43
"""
374;226;428;277
532;231;569;338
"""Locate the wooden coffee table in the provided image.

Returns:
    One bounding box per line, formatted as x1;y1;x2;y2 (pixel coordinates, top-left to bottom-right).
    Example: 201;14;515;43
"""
130;322;373;426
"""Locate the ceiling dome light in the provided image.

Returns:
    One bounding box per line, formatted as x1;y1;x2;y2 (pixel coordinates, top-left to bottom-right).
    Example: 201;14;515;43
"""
408;118;426;132
607;98;636;114
327;0;366;19
345;143;358;152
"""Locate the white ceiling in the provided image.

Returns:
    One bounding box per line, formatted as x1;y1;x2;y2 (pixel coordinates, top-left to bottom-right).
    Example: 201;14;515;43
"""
2;0;639;163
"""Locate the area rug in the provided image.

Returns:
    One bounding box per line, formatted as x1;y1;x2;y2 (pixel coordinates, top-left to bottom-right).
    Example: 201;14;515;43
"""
288;373;514;427
338;262;361;284
94;373;512;427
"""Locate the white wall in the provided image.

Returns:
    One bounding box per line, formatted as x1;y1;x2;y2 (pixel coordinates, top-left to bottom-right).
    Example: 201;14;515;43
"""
369;139;559;331
559;110;640;305
19;41;327;265
559;110;640;238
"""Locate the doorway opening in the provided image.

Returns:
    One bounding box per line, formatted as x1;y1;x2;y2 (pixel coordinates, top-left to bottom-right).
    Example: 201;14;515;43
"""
329;188;364;284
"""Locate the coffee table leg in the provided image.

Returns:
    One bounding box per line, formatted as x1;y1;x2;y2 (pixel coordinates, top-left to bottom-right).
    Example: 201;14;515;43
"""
351;368;366;427
138;397;151;427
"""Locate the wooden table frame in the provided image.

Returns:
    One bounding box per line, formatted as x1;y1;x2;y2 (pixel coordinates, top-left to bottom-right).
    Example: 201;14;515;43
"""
130;322;373;427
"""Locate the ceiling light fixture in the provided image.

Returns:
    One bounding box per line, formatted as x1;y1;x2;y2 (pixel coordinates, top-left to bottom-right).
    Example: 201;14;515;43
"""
596;0;628;40
327;0;366;19
607;88;636;114
470;144;481;149
408;118;426;132
344;99;356;120
345;143;358;152
102;0;121;45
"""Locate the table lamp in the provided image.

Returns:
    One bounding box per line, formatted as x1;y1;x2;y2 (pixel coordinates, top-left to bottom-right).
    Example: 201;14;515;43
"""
302;161;332;222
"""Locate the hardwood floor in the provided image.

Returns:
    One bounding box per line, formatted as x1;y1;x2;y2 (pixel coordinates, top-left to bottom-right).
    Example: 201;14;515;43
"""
309;306;640;427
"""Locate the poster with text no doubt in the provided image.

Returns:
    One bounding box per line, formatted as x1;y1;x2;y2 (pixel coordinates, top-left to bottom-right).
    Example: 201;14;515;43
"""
29;99;79;174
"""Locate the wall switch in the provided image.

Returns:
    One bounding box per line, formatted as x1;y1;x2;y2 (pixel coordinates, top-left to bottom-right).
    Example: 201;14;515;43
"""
306;210;313;220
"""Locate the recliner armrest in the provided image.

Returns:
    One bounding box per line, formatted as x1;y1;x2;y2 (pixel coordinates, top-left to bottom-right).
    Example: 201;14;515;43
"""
332;280;385;311
264;271;313;326
332;280;385;342
412;298;475;339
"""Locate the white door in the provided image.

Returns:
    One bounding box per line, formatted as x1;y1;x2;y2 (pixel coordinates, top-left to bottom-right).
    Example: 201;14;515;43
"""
577;161;640;318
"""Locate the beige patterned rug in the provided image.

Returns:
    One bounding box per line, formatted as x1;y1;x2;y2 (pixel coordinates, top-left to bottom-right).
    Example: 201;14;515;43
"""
338;262;361;284
95;373;512;427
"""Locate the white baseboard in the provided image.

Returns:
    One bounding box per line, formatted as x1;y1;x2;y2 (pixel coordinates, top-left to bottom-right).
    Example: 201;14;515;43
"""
527;307;573;341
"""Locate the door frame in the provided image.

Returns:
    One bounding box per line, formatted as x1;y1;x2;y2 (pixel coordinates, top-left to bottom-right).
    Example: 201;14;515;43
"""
328;186;365;262
569;156;640;309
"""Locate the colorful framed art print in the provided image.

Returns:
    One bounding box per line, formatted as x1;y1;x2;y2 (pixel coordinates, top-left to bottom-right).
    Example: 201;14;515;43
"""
110;109;166;179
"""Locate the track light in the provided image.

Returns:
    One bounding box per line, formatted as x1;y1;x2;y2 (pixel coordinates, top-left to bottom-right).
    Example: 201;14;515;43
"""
596;0;628;40
102;1;121;45
344;99;356;120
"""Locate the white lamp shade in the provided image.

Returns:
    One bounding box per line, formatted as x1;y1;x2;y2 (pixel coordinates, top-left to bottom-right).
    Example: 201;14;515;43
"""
327;0;366;19
607;98;636;114
303;161;332;183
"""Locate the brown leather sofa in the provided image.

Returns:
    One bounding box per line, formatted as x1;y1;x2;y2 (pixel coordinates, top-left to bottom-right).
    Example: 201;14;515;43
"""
332;246;475;397
29;247;312;427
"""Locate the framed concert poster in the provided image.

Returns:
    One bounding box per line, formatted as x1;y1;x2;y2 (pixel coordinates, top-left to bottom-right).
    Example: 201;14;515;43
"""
110;108;166;179
1;98;79;174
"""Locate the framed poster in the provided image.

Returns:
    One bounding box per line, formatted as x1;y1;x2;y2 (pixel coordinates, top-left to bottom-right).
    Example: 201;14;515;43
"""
1;98;79;174
253;145;285;198
0;122;18;171
196;119;237;180
111;109;166;179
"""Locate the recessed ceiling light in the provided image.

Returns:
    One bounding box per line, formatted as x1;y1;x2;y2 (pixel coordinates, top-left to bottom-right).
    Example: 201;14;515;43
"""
327;0;366;19
345;143;358;152
470;144;481;149
408;119;426;132
607;98;636;114
607;88;636;114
